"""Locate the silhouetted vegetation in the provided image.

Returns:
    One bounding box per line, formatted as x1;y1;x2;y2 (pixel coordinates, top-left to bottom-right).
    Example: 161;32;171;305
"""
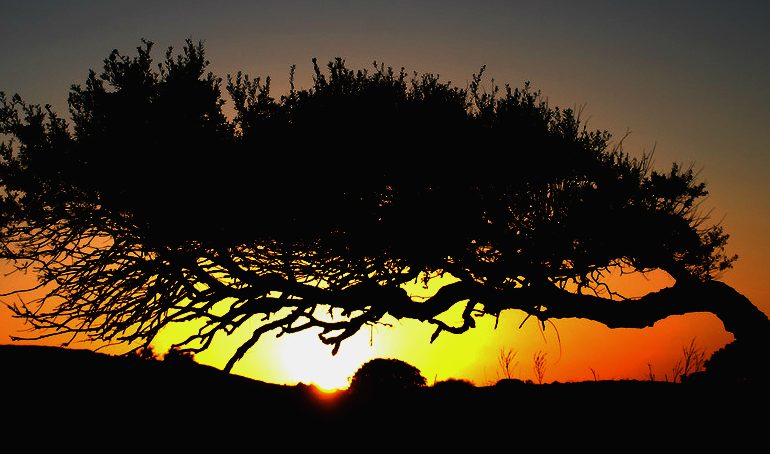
1;38;768;383
348;357;426;394
497;348;519;380
163;345;197;365
671;338;706;383
126;344;196;365
646;337;708;383
1;343;767;449
533;350;548;384
128;344;159;361
432;378;475;390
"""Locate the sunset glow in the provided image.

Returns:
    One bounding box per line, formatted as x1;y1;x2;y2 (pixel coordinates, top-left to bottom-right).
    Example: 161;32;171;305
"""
273;328;379;390
1;1;768;392
137;268;735;389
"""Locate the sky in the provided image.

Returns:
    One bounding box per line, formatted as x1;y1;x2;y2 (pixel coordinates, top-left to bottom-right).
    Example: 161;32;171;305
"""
1;0;769;388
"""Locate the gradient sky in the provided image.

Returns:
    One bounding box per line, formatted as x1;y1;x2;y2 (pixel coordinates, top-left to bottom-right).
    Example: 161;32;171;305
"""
1;0;769;387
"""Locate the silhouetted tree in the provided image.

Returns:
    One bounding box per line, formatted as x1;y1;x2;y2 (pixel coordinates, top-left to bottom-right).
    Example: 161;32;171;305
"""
128;345;159;361
349;358;426;394
163;346;196;365
433;378;475;390
1;39;768;382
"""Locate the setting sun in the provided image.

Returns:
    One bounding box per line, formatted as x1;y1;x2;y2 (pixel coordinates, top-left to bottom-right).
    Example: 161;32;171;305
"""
273;328;380;390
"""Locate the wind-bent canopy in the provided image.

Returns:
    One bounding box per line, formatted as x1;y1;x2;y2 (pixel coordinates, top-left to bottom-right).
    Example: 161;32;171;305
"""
1;40;765;378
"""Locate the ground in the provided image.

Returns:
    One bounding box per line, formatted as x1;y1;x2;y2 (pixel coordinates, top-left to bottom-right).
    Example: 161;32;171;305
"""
0;344;765;450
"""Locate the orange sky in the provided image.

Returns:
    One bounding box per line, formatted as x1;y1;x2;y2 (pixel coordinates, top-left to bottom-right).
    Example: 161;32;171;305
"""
1;1;768;388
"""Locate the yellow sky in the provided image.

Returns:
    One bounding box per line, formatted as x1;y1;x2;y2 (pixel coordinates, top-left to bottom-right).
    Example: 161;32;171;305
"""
143;270;734;389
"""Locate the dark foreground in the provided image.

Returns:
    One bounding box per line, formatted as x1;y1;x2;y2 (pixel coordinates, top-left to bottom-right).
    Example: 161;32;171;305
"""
1;344;766;450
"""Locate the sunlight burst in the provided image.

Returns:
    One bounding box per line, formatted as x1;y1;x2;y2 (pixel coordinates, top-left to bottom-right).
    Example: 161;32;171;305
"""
274;327;382;391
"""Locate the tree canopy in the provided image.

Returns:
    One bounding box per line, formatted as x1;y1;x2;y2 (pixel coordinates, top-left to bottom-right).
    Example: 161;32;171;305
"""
349;358;426;394
1;39;767;379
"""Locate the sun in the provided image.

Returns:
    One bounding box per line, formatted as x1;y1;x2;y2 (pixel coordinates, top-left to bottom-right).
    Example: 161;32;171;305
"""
149;301;397;390
273;326;385;391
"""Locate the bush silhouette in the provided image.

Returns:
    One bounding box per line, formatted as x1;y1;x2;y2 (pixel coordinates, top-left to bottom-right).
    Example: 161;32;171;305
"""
127;345;159;361
348;358;426;394
432;378;476;391
163;346;196;365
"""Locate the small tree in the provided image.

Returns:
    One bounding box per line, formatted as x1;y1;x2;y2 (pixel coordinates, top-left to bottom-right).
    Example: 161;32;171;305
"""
128;345;159;361
163;346;196;365
348;358;426;394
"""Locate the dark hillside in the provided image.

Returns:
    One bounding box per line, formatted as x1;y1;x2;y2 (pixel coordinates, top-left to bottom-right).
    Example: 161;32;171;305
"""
0;344;765;449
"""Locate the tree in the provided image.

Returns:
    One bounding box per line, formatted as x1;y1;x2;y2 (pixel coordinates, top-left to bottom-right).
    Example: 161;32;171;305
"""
128;345;159;361
349;358;426;394
163;346;197;365
1;39;768;382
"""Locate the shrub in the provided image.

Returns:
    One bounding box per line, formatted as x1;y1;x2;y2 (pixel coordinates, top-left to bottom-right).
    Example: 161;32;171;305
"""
349;358;426;394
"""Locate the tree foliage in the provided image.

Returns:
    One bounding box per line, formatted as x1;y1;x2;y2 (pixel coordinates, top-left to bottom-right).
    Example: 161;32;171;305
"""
163;346;196;365
349;358;426;393
0;39;765;378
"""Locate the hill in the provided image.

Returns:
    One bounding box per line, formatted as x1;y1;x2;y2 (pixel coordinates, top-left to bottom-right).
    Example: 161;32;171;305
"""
0;344;765;449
